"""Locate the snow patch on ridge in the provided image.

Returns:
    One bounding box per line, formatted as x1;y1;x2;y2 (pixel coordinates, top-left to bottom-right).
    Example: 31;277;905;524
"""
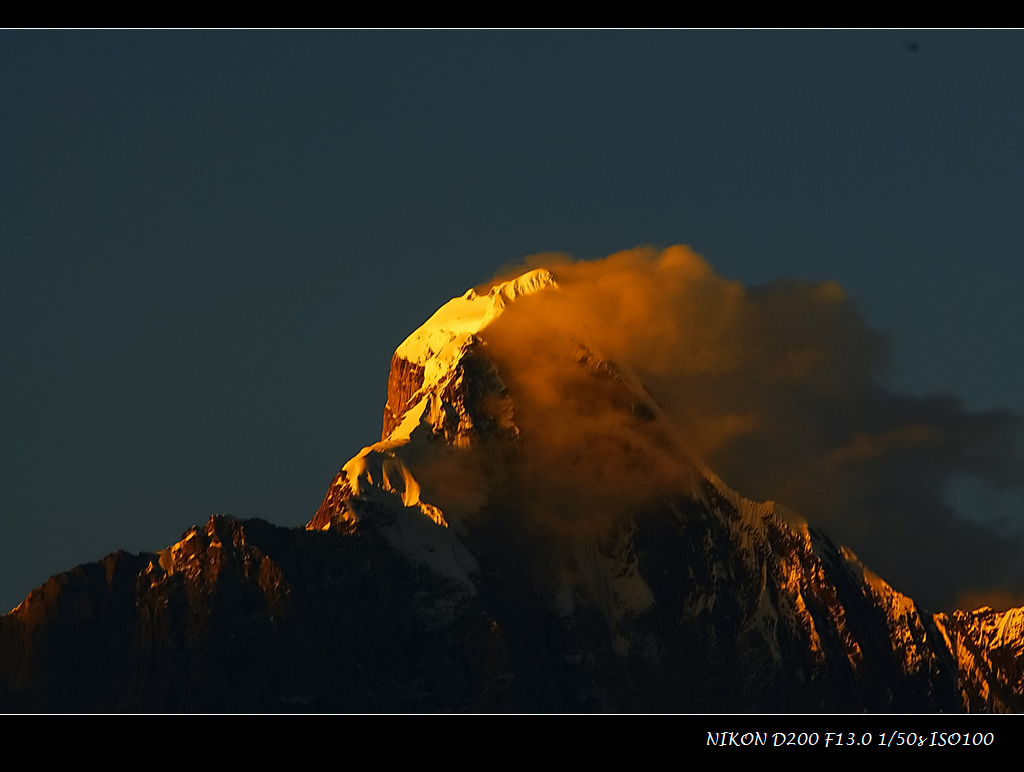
327;406;481;587
340;397;447;527
568;524;656;656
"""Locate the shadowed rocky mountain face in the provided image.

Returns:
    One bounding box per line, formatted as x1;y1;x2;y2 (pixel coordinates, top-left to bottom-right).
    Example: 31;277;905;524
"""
2;270;1021;712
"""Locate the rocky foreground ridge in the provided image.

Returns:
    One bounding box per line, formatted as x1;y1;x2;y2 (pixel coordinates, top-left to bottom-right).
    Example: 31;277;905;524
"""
2;270;1021;712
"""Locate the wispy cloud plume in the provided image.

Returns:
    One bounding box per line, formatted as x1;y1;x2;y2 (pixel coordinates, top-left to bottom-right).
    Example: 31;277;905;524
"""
480;246;1024;611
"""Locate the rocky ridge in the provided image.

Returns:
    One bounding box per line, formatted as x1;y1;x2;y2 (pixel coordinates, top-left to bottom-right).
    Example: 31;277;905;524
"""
1;269;1021;712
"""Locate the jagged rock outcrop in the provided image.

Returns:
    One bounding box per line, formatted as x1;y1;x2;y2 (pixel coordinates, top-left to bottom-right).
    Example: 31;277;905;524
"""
934;606;1024;712
0;515;503;711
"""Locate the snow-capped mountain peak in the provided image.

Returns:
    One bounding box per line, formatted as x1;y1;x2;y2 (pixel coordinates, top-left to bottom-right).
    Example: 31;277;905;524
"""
308;270;562;542
394;268;557;369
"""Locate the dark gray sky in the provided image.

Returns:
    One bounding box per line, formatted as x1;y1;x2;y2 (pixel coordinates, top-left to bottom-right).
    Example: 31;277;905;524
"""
2;30;1021;612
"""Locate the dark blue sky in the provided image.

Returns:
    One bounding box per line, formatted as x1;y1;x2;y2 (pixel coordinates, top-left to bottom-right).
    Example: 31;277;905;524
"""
2;30;1021;611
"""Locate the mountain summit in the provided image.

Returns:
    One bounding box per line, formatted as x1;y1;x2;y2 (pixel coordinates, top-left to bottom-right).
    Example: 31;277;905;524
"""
2;264;1021;712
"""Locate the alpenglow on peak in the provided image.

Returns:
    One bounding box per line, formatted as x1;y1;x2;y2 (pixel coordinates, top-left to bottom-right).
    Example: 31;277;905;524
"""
395;268;557;367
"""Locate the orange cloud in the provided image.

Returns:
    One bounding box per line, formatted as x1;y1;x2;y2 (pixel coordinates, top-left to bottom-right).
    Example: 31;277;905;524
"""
473;246;1024;610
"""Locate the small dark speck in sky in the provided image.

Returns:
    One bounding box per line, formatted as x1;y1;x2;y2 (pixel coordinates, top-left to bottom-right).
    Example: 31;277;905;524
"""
903;38;920;53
